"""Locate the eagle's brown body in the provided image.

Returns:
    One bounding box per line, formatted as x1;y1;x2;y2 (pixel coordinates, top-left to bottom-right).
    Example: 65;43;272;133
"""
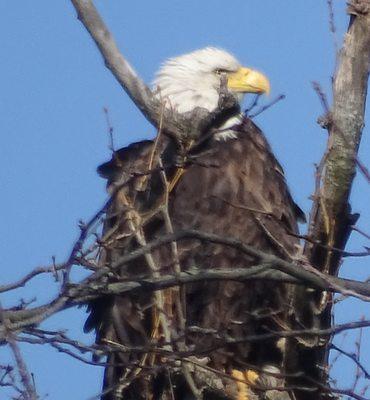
85;118;303;399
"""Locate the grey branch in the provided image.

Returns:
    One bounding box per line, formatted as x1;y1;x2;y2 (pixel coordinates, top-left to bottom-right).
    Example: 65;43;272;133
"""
0;302;38;400
2;229;370;341
70;0;239;144
292;4;370;398
324;1;370;214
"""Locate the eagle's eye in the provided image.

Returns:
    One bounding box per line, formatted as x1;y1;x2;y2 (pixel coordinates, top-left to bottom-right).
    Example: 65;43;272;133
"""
214;68;229;75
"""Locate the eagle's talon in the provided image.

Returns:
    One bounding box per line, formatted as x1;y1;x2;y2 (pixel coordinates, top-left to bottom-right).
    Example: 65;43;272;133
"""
231;369;259;400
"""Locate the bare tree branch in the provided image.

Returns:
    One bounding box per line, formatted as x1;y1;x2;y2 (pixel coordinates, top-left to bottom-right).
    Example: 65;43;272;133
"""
325;2;370;218
70;0;239;145
290;3;370;398
2;229;370;344
0;303;38;400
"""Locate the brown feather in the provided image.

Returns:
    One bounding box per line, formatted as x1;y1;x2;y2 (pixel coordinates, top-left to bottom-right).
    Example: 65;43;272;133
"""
85;118;303;399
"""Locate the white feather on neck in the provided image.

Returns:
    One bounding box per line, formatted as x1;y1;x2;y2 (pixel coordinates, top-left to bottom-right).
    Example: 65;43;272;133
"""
214;114;242;140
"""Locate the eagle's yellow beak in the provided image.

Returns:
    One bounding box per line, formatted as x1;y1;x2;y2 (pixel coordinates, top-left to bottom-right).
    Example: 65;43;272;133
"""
227;67;270;95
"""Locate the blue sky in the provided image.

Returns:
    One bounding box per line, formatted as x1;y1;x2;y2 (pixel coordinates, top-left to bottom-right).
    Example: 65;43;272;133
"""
1;1;369;399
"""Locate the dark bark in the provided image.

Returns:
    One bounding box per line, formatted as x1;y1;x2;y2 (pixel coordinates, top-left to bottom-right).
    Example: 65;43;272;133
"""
289;2;370;398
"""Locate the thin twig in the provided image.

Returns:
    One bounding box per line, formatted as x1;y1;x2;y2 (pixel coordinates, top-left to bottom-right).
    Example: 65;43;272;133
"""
103;107;115;152
0;302;38;400
331;343;370;380
327;0;339;56
248;94;285;118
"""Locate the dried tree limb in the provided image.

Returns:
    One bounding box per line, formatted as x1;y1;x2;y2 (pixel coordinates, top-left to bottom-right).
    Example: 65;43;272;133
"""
0;302;38;400
290;3;370;398
0;263;65;294
69;0;162;126
2;229;370;343
331;343;370;380
7;337;38;400
307;0;370;275
70;0;239;144
324;2;370;220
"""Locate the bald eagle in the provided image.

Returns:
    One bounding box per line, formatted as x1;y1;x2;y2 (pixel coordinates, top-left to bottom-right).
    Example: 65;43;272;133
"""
85;48;304;400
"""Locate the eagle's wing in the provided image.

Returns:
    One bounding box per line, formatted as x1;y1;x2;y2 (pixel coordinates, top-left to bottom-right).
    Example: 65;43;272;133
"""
86;119;304;399
84;139;166;399
167;118;303;370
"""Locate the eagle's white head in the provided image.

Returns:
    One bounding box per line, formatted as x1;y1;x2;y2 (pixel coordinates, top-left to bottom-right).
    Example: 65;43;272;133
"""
153;47;270;139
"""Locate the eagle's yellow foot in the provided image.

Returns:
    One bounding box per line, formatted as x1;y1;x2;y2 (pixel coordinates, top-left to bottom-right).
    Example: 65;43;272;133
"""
231;369;259;400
